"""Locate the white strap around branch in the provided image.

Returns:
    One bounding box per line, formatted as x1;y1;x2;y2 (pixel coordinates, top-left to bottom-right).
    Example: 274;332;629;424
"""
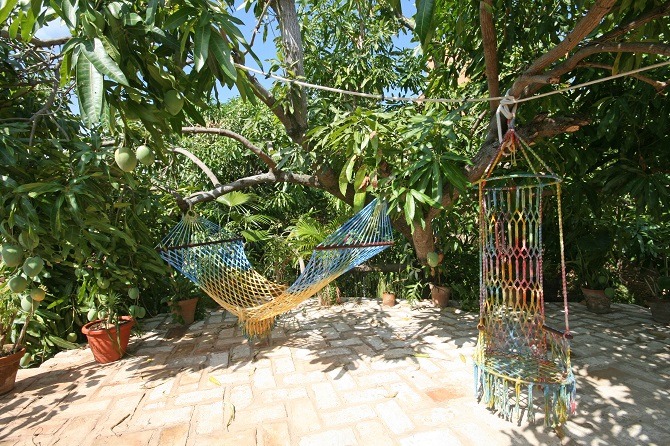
496;95;518;143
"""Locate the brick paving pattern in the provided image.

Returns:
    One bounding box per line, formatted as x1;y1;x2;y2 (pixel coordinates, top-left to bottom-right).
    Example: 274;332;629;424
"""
1;298;669;445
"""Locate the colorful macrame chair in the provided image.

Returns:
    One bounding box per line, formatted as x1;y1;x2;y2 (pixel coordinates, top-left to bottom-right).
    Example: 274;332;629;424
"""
159;198;393;338
473;125;576;426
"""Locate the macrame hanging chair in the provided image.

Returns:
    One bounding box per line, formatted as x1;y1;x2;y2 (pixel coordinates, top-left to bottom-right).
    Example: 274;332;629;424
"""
473;119;576;426
159;198;393;338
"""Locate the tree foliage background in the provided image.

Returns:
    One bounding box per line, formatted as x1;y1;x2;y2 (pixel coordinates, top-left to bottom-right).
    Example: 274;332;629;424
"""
1;0;668;362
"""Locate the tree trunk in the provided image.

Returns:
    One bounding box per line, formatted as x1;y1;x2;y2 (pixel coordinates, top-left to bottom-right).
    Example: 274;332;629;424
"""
271;0;308;143
411;220;435;265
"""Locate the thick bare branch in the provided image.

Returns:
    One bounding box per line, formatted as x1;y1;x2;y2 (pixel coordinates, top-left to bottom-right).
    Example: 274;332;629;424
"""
578;62;668;91
479;0;501;111
524;0;617;76
514;42;670;96
181;126;277;169
183;169;322;208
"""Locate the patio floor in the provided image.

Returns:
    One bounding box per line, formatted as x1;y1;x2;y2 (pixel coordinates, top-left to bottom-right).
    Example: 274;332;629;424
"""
1;298;669;445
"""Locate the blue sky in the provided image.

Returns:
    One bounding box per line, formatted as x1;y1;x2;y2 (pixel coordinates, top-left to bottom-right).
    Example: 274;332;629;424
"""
35;1;418;102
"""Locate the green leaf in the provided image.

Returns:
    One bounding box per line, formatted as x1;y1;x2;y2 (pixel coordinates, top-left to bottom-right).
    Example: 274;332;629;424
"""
339;154;357;196
209;30;237;83
0;0;19;26
47;335;78;350
353;192;366;213
164;7;194;30
145;0;158;26
414;0;435;47
431;159;443;202
79;38;129;86
76;55;104;125
60;0;77;28
14;182;62;196
194;24;211;72
404;192;415;225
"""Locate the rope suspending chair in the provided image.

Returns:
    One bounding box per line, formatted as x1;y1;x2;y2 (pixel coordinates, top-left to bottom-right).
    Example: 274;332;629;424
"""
158;149;393;339
474;102;576;426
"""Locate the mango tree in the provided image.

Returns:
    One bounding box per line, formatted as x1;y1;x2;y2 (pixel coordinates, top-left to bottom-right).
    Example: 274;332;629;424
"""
2;0;668;283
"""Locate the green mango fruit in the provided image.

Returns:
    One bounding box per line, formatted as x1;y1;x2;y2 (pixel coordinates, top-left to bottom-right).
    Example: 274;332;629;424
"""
164;90;184;115
1;244;23;267
20;295;37;312
30;288;46;302
67;332;78;343
135;145;155;166
18;232;39;250
22;256;44;278
8;275;28;293
20;353;32;367
114;147;137;172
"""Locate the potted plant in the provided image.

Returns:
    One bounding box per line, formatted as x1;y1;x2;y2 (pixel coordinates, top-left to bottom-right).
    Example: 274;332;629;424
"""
1;280;36;394
81;290;141;364
427;251;450;308
573;247;615;314
163;274;202;325
377;275;396;307
646;275;670;324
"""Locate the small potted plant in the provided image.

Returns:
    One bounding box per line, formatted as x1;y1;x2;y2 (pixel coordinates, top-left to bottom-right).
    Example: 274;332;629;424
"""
573;248;615;314
81;289;143;364
427;251;450;308
163;274;202;325
377;275;396;307
1;280;37;394
646;275;670;324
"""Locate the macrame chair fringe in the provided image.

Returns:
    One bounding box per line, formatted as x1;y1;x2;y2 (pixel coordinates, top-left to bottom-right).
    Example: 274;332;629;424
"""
474;125;576;427
159;199;393;339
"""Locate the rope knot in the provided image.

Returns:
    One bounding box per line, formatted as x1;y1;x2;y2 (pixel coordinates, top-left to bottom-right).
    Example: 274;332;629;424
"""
496;94;518;143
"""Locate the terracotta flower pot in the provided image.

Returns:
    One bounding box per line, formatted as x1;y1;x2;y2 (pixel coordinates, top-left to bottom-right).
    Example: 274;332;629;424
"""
382;292;396;307
581;288;611;314
430;284;451;308
82;316;135;364
172;297;199;325
0;345;25;395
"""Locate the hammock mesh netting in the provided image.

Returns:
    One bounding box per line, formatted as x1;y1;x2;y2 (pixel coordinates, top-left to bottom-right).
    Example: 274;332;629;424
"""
474;129;576;426
159;199;393;338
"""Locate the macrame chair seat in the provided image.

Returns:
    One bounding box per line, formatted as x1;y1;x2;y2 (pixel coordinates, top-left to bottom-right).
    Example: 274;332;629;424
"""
474;127;576;427
159;198;393;338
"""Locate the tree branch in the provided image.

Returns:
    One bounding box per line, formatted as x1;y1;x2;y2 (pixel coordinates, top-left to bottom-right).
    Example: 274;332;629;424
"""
29;61;62;145
522;0;618;76
426;114;590;222
479;0;501;111
0;31;69;47
181;126;277;169
598;2;670;43
577;62;668;92
397;15;415;32
183;169;322;208
514;42;670;96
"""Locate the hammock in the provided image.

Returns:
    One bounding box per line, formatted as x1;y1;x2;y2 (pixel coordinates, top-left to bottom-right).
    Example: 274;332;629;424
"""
158;199;393;338
473;127;576;427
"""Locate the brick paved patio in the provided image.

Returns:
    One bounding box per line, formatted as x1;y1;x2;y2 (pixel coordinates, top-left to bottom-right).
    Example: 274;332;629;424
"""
1;298;669;445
